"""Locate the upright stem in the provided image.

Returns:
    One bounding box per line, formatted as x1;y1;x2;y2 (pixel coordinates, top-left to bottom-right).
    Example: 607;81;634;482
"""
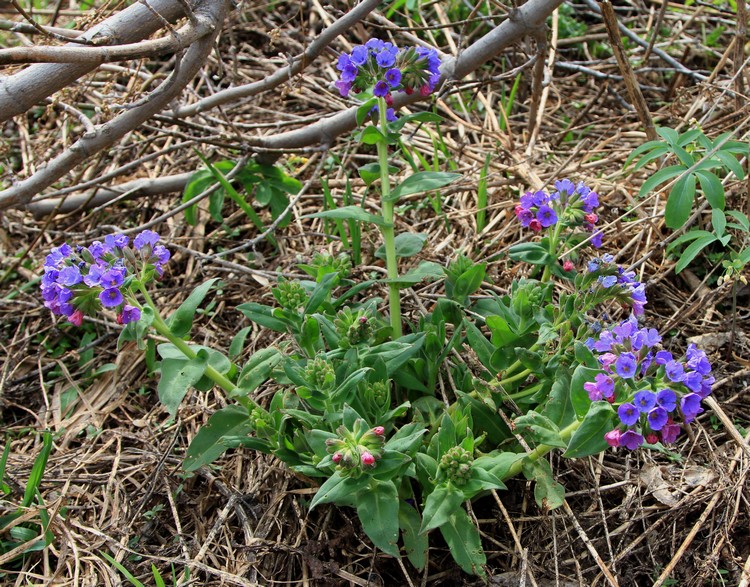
376;97;402;338
541;220;564;282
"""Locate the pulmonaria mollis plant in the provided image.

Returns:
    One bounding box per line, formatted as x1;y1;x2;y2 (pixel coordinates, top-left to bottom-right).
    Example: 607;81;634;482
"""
36;42;719;578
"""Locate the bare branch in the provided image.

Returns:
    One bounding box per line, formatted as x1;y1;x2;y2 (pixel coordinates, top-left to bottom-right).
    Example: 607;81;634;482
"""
0;18;82;38
172;0;382;117
0;0;190;122
0;17;214;64
0;0;230;210
7;0;94;44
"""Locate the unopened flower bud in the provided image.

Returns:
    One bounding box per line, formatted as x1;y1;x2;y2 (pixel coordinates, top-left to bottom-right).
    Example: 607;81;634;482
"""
563;260;574;272
332;452;342;464
361;451;376;467
585;213;598;224
373;426;385;436
646;433;659;444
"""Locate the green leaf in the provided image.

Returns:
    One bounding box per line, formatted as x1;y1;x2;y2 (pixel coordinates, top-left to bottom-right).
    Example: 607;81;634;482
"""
420;483;465;533
305;271;340;314
357;480;400;557
309;471;369;509
523;459;565;510
182;171;213;226
399;502;428;570
514;347;543;371
236;347;282;395
306;205;385;226
542;370;575;428
387;172;462;203
665;172;696;229
100;551;147;587
375;232;428;260
624;139;666;169
158;352;209;416
167;278;220;339
656;126;679;145
715;150;745;180
508;242;552;266
356;97;378;126
695;169;725;211
22;431;52;509
514;412;566;448
439;509;486;575
570;365;601;419
728;210;750;232
356;125;387;145
183;405;253;472
236;302;289;332
638;165;686;198
453;263;486;300
386;261;444;286
632;145;671;171
712;209;726;237
564;401;616;458
229;326;252;360
389;111;443;132
358;163;398;186
674;233;718;273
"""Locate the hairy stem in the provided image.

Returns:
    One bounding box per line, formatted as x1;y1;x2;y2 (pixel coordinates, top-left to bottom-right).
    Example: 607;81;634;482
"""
376;97;402;338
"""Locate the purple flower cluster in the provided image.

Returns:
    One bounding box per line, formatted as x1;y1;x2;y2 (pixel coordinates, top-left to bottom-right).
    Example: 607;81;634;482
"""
41;231;169;326
335;39;441;112
585;317;714;450
586;254;647;316
514;179;602;245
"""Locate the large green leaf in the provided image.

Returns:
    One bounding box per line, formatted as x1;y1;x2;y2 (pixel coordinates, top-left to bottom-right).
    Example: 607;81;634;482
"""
356;480;400;557
183;405;254;471
420;483;465;533
569;365;601;419
508;242;552;266
236;348;282;395
375;232;428;259
386;261;444;286
514;412;566;448
695;169;725;211
167;278;220;339
665;172;696;229
399;501;428;570
236;302;289;332
564;401;615;458
386;171;461;203
439;509;486;576
306;206;385;226
309;471;369;509
523;459;565;510
158;352;209;416
638;164;686;198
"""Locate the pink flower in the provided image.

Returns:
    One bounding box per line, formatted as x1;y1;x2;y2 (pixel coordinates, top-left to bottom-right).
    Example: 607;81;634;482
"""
584;213;598;224
68;310;84;326
645;433;659;444
563;260;575;272
373;426;385;436
604;429;621;447
361;451;376;467
529;219;542;232
332;452;342;464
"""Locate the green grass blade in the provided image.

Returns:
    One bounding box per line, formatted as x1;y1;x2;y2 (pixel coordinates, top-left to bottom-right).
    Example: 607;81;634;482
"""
476;154;490;232
22;432;52;509
100;551;147;587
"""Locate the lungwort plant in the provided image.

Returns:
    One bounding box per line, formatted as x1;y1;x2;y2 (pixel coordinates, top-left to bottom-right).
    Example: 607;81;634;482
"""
38;41;716;577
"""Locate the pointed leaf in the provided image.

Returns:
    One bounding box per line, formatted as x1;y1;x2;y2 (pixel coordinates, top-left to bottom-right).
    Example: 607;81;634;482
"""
158;352;209;416
665;172;696;229
306;205;385;226
375;232;428;259
387;172;462;203
564;401;616;458
399;502;428;570
357;480;400;557
420;483;465;533
167;278;220;339
183;405;254;471
439;509;486;575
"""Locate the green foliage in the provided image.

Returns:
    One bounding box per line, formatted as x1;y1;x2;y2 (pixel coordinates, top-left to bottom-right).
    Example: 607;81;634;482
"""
0;432;55;569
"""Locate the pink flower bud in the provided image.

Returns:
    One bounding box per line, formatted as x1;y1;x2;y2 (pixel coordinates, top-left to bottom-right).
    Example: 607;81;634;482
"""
385;93;394;107
361;451;376;467
69;310;84;326
419;85;431;97
645;434;659;444
562;260;574;272
404;87;414;95
373;426;385;436
585;213;598;224
529;219;542;232
604;429;621;447
332;452;342;464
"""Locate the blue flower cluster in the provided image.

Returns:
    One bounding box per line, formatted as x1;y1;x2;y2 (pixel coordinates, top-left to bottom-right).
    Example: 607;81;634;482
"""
514;179;602;246
41;231;169;326
586;254;647;316
584;316;714;449
335;39;441;115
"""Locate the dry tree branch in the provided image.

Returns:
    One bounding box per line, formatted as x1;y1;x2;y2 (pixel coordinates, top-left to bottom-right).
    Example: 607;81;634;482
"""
17;0;566;216
0;16;215;64
0;0;191;121
0;0;231;210
7;0;94;44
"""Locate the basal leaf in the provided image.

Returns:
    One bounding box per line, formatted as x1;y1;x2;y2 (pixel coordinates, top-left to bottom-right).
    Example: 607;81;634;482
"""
439;509;486;576
399;501;428;570
356;480;400;557
183;405;254;472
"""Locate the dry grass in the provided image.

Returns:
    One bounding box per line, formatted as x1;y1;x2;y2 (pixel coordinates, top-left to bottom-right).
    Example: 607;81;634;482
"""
1;1;750;585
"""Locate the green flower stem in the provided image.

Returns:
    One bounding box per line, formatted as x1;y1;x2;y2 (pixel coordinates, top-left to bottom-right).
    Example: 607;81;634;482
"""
541;220;565;282
502;419;581;481
496;368;532;387
376;96;402;339
135;284;262;411
506;382;543;401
